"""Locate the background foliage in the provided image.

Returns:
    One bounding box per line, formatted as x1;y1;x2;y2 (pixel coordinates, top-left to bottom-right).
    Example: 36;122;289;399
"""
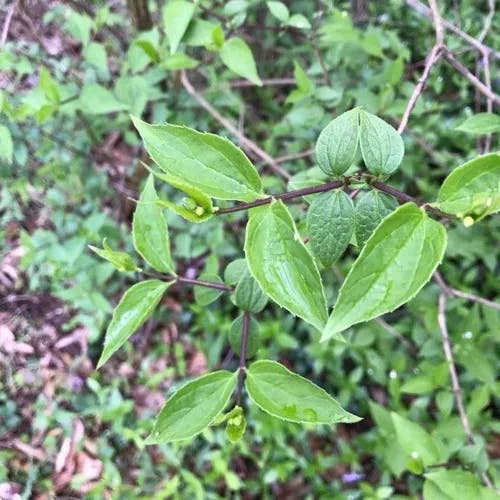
0;0;499;498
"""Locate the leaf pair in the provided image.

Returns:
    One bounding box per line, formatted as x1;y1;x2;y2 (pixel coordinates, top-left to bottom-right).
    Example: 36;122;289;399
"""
146;360;360;444
316;108;404;177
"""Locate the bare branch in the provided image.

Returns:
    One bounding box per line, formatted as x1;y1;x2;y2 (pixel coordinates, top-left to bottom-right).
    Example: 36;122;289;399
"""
180;70;291;180
428;0;444;45
437;293;494;489
443;49;500;106
0;0;17;47
404;0;500;59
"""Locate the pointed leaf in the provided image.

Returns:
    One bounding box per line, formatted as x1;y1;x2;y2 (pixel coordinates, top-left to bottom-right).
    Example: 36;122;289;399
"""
391;412;441;466
245;360;361;424
132;117;264;202
359;110;404;176
163;0;195;54
315;108;360;176
133;175;175;274
220;37;262;86
233;270;268;313
455;113;500;135
147;370;238;443
354;189;398;246
97;280;172;368
433;153;500;223
267;1;289;22
245;200;328;331
193;273;225;306
323;203;446;340
424;469;483;500
307;189;355;267
89;239;140;272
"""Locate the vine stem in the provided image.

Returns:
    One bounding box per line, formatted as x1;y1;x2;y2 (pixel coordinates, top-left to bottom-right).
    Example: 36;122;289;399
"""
236;311;251;405
215;180;345;215
142;270;232;292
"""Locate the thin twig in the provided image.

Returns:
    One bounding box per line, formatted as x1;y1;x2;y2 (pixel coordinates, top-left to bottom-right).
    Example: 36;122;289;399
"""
398;44;443;134
404;0;500;59
0;0;17;47
437;293;494;489
374;317;417;353
275;148;315;164
428;0;444;45
142;270;232;291
443;49;500;106
477;0;496;43
370;179;455;219
434;271;500;310
215;180;344;215
180;70;291;180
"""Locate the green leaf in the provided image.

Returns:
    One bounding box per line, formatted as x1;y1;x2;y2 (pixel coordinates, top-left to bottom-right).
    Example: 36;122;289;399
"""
133;175;175;274
286;14;312;30
245;360;361;424
39;66;60;103
354;189;398;247
88;239;140;272
184;19;218;46
83;42;108;74
391;412;441;466
79;83;127;114
433;153;500;224
193;273;225;306
424;469;482;499
147;370;238;443
97;280;172;368
359;110;404;176
322;203;447;340
455;113;500;135
0;125;13;164
131;117;264;202
163;0;195;54
307;189;355;267
219;37;262;86
245;200;328;331
229;314;261;358
162;53;199;70
267;1;289;22
315;108;360;176
233;270;268;313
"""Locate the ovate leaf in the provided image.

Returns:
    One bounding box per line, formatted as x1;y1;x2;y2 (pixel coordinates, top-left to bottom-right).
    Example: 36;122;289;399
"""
245;360;361;424
355;189;398;246
315;108;360;176
233;270;268;312
323;203;446;340
132;117;264;202
455;113;500;135
424;469;482;500
219;37;262;86
267;1;289;22
433;153;500;223
89;239;140;272
245;200;328;331
133;175;175;274
147;370;238;443
391;412;441;466
193;273;225;306
163;0;195;54
97;280;172;368
79;83;127;114
307;189;355;267
359;110;404;176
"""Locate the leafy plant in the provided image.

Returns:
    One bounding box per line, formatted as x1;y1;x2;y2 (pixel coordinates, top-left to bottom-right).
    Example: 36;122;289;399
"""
94;108;499;446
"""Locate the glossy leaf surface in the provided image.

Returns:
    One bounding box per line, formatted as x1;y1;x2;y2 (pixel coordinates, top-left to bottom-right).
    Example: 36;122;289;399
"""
97;280;172;368
133;175;174;274
132;117;264;202
434;153;500;223
245;200;328;331
323;203;446;340
245;360;361;424
147;370;238;443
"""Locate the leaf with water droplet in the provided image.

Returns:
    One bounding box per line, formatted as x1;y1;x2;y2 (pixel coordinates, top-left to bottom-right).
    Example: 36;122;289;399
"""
245;360;361;425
